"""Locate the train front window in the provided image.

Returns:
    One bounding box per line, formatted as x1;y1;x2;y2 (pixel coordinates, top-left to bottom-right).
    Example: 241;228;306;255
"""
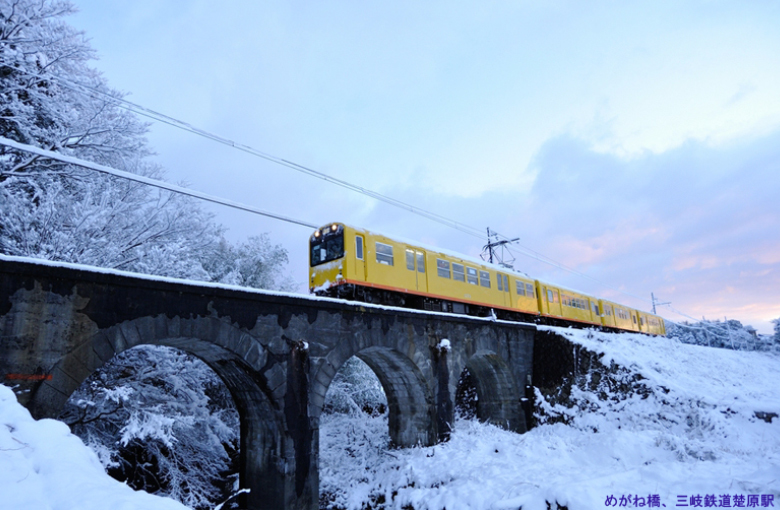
310;229;344;266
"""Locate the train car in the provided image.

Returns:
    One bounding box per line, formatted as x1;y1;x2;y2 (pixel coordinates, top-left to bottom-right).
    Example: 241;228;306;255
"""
600;299;641;332
309;222;665;335
310;222;541;319
536;281;603;328
638;311;667;335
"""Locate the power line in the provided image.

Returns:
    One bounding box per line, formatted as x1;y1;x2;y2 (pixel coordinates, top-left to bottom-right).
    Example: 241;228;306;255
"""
0;137;319;229
4;65;696;320
34;69;665;304
5;65;488;241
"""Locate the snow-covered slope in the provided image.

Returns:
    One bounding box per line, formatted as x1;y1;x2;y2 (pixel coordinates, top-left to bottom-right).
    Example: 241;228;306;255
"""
320;327;780;510
0;384;187;510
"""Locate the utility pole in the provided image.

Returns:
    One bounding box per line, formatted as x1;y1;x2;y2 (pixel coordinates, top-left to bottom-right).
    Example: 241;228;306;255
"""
651;292;670;314
483;228;519;266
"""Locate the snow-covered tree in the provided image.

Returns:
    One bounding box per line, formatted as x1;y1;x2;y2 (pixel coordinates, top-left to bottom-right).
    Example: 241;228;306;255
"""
202;234;297;292
0;0;294;289
61;345;240;510
323;357;386;416
666;319;776;351
2;3;295;508
0;0;224;278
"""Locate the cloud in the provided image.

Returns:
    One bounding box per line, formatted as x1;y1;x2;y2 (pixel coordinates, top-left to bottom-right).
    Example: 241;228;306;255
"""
358;127;780;333
505;130;780;332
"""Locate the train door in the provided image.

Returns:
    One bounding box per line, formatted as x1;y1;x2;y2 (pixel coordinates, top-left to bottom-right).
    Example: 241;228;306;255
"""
354;234;366;281
415;250;427;293
405;248;427;292
497;273;509;308
544;287;560;316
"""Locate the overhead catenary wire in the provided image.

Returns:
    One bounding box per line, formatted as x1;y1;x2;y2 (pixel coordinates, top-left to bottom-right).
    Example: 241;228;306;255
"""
0;137;319;230
4;64;488;241
4;64;693;321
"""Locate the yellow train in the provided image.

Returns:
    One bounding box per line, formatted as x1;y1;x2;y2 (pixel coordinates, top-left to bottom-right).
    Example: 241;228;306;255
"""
309;222;666;335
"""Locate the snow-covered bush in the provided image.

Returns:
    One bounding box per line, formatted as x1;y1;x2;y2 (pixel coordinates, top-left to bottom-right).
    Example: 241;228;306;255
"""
320;357;390;508
60;345;240;510
666;319;777;351
773;317;780;344
323;357;387;416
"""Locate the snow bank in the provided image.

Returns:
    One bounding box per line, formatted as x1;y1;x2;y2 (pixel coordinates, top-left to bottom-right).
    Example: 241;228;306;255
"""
320;328;780;510
0;384;187;510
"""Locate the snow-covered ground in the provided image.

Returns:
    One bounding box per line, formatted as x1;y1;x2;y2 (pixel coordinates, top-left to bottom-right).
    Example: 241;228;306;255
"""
0;384;188;510
320;327;780;510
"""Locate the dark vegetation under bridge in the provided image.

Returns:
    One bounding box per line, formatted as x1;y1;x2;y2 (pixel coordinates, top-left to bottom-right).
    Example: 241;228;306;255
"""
0;256;565;510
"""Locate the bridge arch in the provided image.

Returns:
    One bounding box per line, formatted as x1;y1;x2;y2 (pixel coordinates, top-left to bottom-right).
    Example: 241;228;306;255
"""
30;315;289;510
311;344;438;448
456;351;526;432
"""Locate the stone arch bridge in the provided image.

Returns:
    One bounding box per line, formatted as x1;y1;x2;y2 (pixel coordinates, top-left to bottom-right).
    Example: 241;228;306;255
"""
0;256;538;510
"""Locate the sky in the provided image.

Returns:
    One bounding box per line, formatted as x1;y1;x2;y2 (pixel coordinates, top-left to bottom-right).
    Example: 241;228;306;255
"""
68;0;780;333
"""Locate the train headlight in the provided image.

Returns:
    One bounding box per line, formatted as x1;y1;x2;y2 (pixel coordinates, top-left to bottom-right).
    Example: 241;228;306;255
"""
331;224;338;232
314;230;321;238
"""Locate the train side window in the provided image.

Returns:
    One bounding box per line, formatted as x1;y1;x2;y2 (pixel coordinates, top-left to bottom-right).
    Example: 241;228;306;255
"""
547;289;553;302
479;270;490;288
516;280;526;296
593;303;599;315
640;317;645;326
452;263;465;282
437;259;450;278
497;274;503;291
503;275;509;293
356;236;364;260
406;250;415;270
416;252;425;273
526;283;534;298
376;242;394;266
467;267;478;285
